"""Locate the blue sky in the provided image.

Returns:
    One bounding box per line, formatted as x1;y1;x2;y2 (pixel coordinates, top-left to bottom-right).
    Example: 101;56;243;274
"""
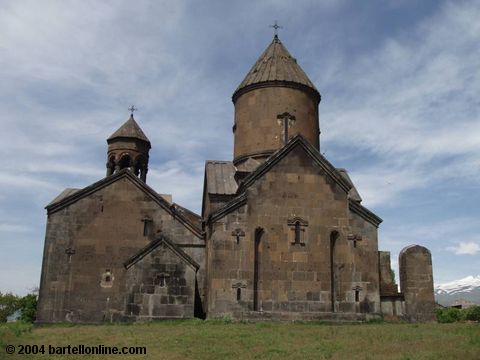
0;0;479;295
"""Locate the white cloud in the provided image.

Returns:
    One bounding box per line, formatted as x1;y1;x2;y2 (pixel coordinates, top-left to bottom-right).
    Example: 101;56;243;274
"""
447;241;480;255
320;0;480;207
348;166;426;207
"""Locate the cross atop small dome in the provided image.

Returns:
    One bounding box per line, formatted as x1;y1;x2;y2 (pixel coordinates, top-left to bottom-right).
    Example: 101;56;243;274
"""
106;110;151;182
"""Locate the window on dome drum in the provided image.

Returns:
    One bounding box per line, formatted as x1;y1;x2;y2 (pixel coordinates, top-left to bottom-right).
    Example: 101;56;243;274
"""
118;154;131;170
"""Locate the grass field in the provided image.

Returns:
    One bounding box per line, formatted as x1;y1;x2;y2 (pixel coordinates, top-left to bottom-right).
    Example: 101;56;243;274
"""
1;320;479;359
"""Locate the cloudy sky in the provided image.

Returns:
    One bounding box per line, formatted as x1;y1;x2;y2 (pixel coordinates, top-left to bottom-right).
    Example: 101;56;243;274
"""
1;0;479;295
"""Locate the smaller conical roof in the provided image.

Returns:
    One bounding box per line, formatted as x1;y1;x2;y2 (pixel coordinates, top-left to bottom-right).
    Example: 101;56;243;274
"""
107;114;150;143
233;35;319;99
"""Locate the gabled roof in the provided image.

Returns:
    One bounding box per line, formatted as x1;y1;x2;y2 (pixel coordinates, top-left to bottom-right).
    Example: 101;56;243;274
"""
46;169;203;238
205;161;238;195
124;234;200;270
171;203;202;229
208;193;247;224
236;157;261;172
107;114;150;144
349;200;382;228
208;135;351;223
208;134;382;228
237;134;352;194
47;188;80;206
337;168;362;203
233;35;320;102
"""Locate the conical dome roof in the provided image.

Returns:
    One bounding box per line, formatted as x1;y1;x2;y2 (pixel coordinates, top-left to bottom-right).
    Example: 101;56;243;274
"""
233;35;320;102
107;114;150;144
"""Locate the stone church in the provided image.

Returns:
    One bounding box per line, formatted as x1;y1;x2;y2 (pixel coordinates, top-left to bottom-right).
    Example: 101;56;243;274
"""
37;35;435;323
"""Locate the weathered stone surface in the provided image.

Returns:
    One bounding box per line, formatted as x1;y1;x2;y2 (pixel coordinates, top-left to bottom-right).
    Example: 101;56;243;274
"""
379;251;400;296
37;172;204;324
399;245;435;322
38;35;435;324
124;238;198;320
233;86;319;165
206;141;382;320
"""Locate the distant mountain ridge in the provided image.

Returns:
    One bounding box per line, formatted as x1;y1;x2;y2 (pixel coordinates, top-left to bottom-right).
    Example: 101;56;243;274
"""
435;275;480;306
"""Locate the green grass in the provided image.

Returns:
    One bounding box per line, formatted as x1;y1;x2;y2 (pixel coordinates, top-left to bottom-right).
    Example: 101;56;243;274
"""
1;320;479;359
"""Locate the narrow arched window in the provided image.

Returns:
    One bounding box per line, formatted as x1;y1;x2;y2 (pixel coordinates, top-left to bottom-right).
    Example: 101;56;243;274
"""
254;227;264;311
118;154;131;170
236;288;241;301
106;156;115;176
154;274;167;287
330;231;339;312
294;221;301;244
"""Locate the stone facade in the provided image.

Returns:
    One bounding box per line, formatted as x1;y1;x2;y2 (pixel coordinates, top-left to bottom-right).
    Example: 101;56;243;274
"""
37;172;204;323
37;35;435;323
124;237;201;320
399;246;435;321
206;142;382;320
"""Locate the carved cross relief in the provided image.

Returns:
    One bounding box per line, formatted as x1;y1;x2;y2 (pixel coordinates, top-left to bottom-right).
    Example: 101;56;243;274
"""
347;234;363;248
277;112;296;145
288;217;308;246
231;228;245;244
65;247;76;263
232;282;247;301
231;282;247;289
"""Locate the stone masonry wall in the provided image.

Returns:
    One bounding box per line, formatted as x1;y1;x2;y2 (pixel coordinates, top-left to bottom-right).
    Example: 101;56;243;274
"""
37;176;204;323
207;145;381;319
124;243;197;320
399;245;435;322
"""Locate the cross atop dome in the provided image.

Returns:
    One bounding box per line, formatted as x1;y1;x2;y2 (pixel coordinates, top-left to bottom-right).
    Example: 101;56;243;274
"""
269;20;283;38
128;105;137;116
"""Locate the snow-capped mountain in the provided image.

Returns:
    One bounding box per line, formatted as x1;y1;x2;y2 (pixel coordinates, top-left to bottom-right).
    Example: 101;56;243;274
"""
435;275;480;306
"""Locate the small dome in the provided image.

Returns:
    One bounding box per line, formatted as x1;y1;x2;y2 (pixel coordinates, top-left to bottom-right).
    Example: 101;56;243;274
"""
106;114;151;182
233;35;320;102
107;114;150;144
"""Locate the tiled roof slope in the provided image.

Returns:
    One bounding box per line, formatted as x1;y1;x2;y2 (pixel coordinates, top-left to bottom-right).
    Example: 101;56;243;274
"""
337;168;362;203
47;188;80;206
233;35;319;98
205;161;238;195
107;114;150;143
